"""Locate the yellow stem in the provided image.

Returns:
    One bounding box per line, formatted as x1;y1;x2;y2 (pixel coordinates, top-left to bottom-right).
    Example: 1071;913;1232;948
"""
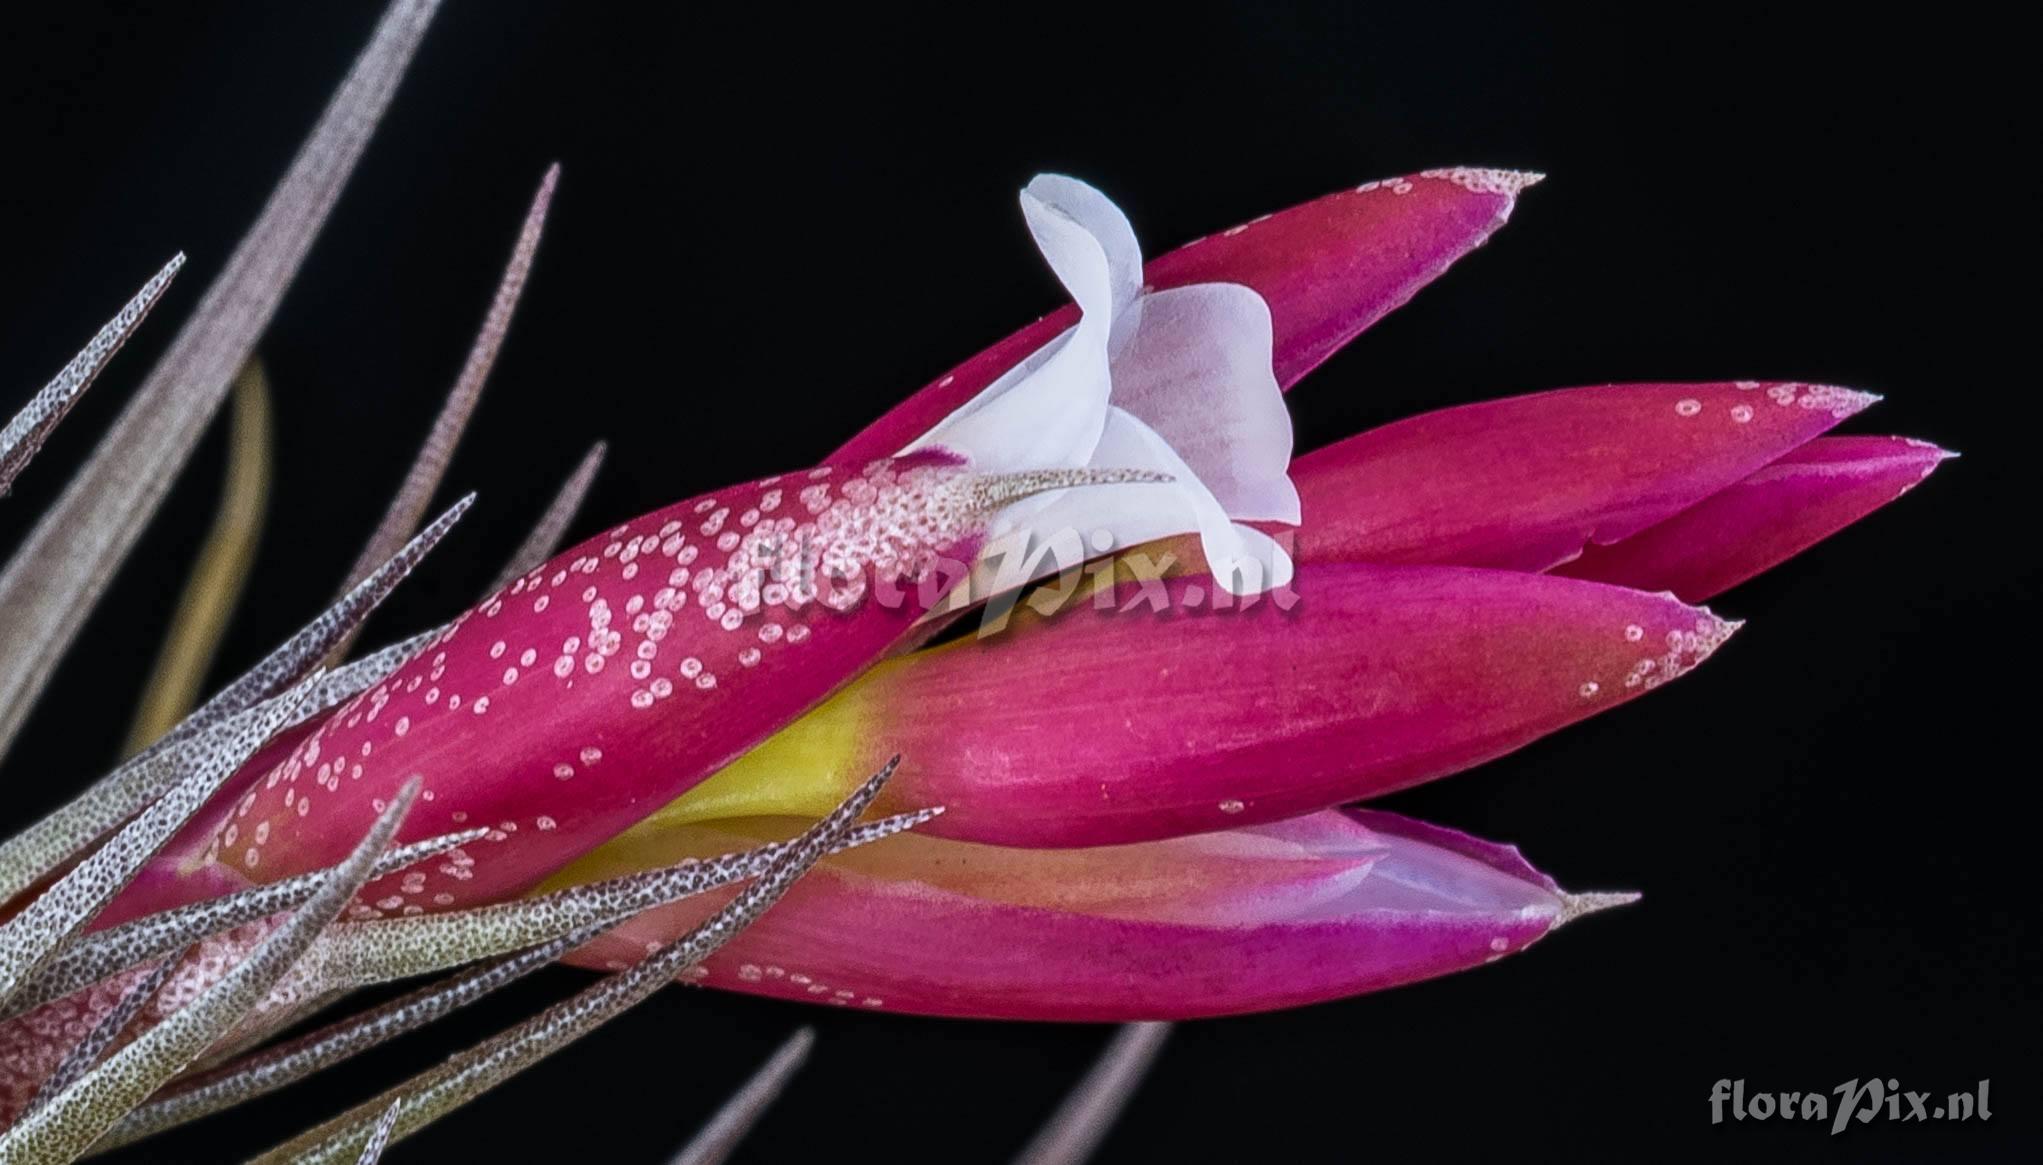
123;361;272;754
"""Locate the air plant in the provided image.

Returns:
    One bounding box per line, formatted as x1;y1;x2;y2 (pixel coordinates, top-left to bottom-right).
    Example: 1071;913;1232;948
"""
0;0;1947;1160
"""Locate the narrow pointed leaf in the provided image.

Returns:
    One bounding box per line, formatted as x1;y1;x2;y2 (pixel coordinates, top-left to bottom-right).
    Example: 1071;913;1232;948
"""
0;0;443;760
0;498;464;907
0;682;315;1009
0;696;293;906
0;782;416;1161
132;628;445;839
249;760;897;1163
94;808;930;1149
0;254;185;493
309;808;939;990
488;440;607;593
168;493;474;744
96;630;448;898
329;164;560;658
1;829;483;1021
217;434;604;784
97;914;606;1149
357;1100;401;1164
1012;1023;1171;1165
297;629;442;724
21;946;187;1118
669;1027;814;1165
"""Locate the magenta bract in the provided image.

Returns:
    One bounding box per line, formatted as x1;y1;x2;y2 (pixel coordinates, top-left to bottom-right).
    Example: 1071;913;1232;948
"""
117;453;1046;919
1287;380;1880;572
834;168;1538;462
560;808;1627;1021
703;563;1736;848
1556;435;1952;599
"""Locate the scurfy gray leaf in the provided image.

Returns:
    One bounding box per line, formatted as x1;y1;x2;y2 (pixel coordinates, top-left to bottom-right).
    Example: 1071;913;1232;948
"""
355;1100;401;1164
97;803;934;1149
248;759;902;1163
292;629;442;729
1;829;485;1022
0;782;418;1162
312;430;603;692
488;440;608;594
668;1027;816;1165
0;0;445;761
0;254;186;495
14;470;593;918
97;914;607;1149
0;680;318;1012
171;493;474;746
301;438;607;702
305;808;940;991
21;946;189;1118
1011;1023;1173;1165
0;696;291;908
0;496;469;906
331;164;561;639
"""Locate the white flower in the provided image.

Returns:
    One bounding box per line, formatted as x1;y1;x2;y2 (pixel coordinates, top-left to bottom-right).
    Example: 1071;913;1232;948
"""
906;175;1298;595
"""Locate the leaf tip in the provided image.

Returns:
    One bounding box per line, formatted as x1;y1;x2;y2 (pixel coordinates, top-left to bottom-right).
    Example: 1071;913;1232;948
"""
1554;890;1642;928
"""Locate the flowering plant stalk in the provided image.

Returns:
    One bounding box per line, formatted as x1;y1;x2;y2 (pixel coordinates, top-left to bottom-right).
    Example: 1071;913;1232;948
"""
0;1;1945;1159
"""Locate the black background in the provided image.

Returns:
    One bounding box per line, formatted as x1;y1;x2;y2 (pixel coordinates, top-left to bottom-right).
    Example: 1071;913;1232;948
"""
1;3;2035;1162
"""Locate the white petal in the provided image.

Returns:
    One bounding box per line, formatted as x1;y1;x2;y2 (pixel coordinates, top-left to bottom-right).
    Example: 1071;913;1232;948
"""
903;176;1296;605
903;186;1118;472
1215;523;1296;594
986;408;1293;596
1109;283;1299;523
1022;174;1145;352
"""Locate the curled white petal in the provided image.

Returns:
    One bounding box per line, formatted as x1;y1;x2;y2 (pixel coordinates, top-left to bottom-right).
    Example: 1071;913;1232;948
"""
1024;173;1146;352
1107;283;1298;524
908;174;1297;597
910;185;1117;473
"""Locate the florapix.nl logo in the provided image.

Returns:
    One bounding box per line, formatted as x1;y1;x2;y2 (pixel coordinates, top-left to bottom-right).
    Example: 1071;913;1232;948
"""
1709;1078;1992;1135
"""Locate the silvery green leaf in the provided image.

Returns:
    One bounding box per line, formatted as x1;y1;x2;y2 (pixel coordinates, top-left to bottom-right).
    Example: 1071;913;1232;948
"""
488;440;608;594
0;0;444;760
0;828;484;1021
306;807;939;991
0;681;317;1011
328;164;560;659
21;946;189;1118
1011;1023;1173;1165
668;1027;816;1165
0;781;418;1161
0;254;185;494
0;496;467;906
248;760;900;1163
